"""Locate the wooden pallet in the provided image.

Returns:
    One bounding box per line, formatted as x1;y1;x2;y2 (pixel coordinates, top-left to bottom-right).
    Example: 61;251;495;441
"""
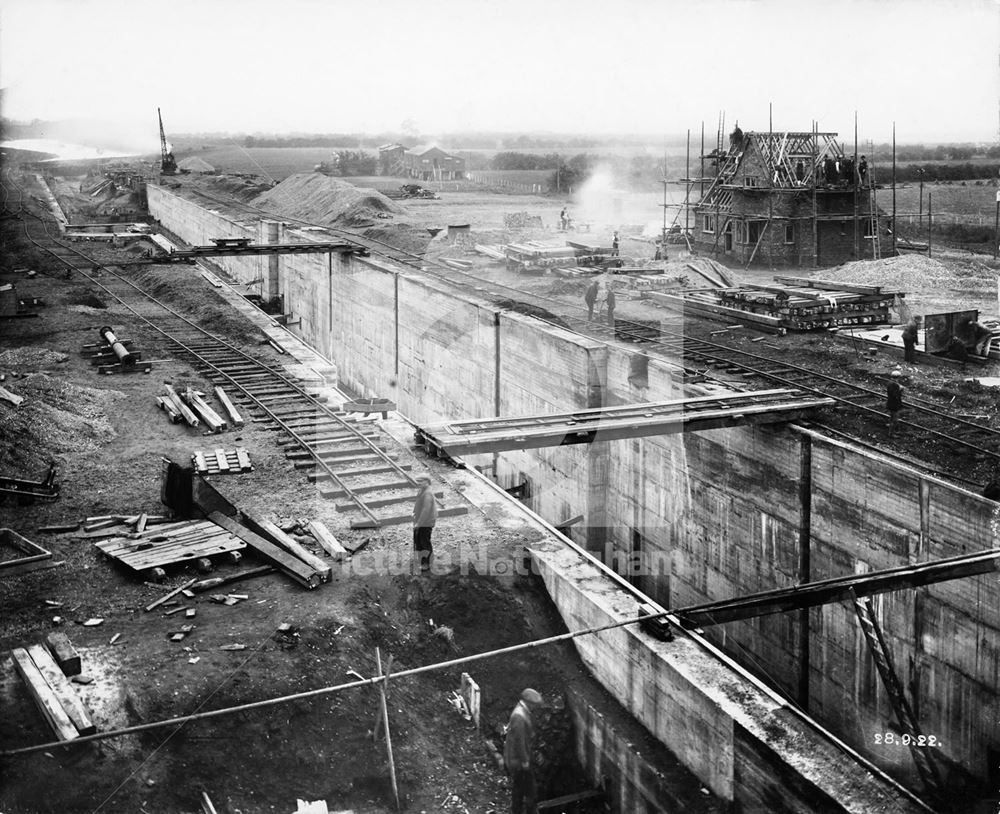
94;519;245;573
192;447;253;475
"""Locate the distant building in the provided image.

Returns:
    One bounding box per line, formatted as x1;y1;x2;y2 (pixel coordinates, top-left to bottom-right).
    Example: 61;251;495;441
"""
378;143;406;176
690;130;884;267
402;145;466;181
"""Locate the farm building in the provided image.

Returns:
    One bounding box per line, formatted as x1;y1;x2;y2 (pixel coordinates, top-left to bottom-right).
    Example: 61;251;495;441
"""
691;130;886;267
378;143;406;175
402;145;466;180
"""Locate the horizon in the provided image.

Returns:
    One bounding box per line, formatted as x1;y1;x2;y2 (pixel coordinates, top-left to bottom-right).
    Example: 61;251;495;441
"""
1;0;997;150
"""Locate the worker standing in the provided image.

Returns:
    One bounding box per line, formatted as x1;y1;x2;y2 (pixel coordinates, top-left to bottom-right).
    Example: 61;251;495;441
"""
858;155;869;187
886;379;904;437
559;208;567;231
611;231;620;257
605;286;616;327
504;688;544;814
584;280;599;320
412;475;437;573
901;320;918;364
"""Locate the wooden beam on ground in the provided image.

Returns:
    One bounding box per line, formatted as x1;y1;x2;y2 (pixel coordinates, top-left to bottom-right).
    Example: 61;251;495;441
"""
646;290;786;333
772;276;893;296
676;548;1000;628
26;644;96;734
145;578;198;612
213;386;244;427
242;513;332;581
44;632;81;676
306;520;347;560
164;385;199;427
11;648;79;741
207;513;322;590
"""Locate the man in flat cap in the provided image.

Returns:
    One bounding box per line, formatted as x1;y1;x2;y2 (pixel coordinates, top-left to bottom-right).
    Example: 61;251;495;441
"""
504;688;543;814
412;475;437;573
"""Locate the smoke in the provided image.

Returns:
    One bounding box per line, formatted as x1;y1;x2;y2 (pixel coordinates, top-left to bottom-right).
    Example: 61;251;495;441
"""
572;163;623;230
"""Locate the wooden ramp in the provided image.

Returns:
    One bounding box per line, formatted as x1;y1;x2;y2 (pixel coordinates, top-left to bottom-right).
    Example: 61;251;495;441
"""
414;389;834;458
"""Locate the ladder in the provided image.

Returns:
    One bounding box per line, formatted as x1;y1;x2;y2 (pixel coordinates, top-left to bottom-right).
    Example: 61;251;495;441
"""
867;169;882;260
850;590;943;800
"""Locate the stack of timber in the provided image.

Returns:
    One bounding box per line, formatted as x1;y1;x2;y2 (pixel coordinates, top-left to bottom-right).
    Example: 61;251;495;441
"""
192;447;253;475
94;518;247;579
67;513;172;539
649;275;901;333
503;240;610;273
11;641;95;741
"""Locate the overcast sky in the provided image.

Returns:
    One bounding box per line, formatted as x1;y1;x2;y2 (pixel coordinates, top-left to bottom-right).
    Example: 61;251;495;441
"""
1;0;998;147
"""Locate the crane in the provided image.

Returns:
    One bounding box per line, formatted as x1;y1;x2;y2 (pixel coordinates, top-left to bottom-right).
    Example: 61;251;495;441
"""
158;107;177;176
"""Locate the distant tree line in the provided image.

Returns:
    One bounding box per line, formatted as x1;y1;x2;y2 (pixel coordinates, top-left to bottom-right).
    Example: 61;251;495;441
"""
317;150;377;176
881;162;1000;183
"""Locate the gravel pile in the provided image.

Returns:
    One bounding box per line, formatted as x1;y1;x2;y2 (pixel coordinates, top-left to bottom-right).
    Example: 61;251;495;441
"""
0;347;69;369
820;254;991;293
0;373;124;472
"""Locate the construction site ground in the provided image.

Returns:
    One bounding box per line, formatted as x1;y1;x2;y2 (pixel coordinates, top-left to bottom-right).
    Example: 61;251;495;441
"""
0;190;724;814
3;169;999;812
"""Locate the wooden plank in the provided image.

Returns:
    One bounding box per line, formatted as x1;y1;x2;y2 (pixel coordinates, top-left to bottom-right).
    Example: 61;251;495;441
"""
235;448;252;472
11;647;79;742
306;520;347;560
214;449;230;473
242;513;332;582
193;451;208;473
145;578;198;612
164;385;199;427
772;276;889;295
44;632;81;676
213;386;244;427
26;644;96;735
207;512;321;590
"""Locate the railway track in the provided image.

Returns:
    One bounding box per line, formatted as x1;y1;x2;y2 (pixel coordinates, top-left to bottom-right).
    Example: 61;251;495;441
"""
2;169;468;529
182;184;1000;477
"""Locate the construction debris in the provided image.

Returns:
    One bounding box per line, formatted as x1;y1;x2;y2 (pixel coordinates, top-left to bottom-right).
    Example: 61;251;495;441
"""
0;462;59;503
183;389;227;433
94;519;247;579
0;384;25;407
208;512;326;589
0;528;53;577
213;386;244;427
44;632;81;676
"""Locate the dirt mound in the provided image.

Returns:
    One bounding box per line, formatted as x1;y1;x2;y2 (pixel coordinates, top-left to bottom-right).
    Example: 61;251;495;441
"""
0;373;124;473
253;173;405;226
362;224;432;255
205;175;274;202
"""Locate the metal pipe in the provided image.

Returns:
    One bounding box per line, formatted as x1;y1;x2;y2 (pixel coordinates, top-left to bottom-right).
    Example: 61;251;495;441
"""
98;326;135;367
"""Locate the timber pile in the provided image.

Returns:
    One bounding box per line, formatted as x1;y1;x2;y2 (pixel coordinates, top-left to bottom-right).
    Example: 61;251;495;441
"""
503;240;610;273
653;276;900;332
94;518;247;579
192;447;253;475
11;640;96;741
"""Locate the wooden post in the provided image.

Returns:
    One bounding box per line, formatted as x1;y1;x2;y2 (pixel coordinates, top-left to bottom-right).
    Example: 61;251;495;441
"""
928;192;933;257
375;648;400;811
797;435;812;710
892;123;897;257
993;197;999;260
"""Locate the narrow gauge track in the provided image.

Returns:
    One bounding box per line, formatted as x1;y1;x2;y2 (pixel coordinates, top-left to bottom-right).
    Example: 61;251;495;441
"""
186;186;1000;472
2;170;467;530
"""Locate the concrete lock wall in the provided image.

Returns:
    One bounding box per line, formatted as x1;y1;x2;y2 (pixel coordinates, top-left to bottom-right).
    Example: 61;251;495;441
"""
148;189;997;799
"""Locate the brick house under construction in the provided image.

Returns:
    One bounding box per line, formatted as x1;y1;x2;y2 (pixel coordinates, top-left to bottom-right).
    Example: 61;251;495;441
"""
690;131;885;267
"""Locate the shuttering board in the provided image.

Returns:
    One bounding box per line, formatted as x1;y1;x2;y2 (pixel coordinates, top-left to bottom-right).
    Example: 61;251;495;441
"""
94;519;245;571
26;644;96;735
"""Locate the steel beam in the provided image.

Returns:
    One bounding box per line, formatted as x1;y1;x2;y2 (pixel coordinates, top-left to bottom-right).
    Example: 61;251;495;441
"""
675;549;1000;628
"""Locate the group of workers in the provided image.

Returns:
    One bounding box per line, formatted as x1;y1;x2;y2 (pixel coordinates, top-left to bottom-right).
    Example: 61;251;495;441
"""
584;279;616;325
900;319;995;366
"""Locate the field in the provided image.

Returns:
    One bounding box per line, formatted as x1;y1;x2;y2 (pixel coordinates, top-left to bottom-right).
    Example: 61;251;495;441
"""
182;146;337;180
889;181;999;225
